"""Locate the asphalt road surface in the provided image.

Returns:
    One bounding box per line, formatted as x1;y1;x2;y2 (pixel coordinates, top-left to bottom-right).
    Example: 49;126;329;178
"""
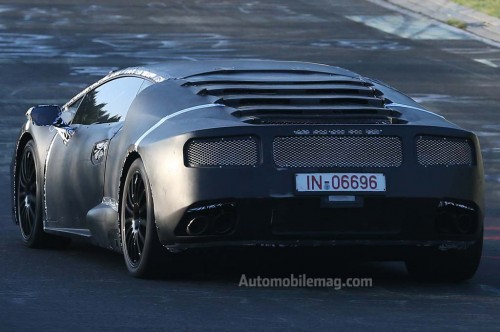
1;1;500;331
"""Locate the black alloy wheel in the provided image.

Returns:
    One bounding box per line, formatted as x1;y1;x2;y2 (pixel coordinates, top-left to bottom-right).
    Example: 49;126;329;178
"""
16;140;70;248
123;168;148;267
18;142;38;241
121;158;167;278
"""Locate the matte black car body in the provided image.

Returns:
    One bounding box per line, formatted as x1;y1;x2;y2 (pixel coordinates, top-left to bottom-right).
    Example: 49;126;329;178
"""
12;60;484;279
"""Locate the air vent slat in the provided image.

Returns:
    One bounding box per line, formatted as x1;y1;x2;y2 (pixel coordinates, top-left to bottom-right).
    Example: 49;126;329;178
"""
219;95;383;108
236;109;394;116
245;114;395;125
184;76;364;85
235;105;391;113
184;69;352;78
188;83;371;91
194;84;374;97
234;106;405;124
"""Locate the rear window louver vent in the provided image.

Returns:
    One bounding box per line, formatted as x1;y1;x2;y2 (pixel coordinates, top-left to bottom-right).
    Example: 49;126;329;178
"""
182;70;405;125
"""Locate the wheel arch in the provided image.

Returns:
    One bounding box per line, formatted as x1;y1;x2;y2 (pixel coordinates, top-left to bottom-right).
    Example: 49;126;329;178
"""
117;151;141;236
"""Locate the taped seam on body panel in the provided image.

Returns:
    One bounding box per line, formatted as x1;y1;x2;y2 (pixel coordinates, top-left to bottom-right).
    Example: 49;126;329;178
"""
386;102;445;119
134;103;223;147
43;134;58;225
63;68;166;111
102;196;119;212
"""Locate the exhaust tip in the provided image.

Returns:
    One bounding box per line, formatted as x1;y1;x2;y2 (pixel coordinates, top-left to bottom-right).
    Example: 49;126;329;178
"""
213;212;235;234
456;214;475;234
435;210;477;235
186;216;210;236
436;211;455;234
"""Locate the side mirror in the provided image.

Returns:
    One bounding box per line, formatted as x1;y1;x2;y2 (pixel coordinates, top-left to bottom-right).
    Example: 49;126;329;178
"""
26;105;61;126
26;105;76;144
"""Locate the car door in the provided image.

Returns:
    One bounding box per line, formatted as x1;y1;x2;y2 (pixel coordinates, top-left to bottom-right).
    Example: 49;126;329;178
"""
44;76;149;233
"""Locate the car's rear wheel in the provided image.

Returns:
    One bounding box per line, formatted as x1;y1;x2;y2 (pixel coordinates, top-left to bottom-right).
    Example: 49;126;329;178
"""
17;140;70;248
405;234;483;282
121;158;168;278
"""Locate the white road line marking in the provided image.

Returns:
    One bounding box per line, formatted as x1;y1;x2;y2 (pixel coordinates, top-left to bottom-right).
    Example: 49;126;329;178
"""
474;59;499;68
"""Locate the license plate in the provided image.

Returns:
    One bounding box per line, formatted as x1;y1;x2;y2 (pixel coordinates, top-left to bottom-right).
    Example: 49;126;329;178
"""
296;173;386;192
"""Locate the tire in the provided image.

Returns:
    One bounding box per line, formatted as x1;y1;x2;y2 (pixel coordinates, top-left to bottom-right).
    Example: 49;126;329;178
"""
405;234;483;282
16;140;71;248
121;158;169;278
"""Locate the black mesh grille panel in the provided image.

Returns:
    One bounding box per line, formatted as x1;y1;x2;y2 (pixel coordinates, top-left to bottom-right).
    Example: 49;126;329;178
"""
416;136;473;166
273;136;402;168
186;137;259;167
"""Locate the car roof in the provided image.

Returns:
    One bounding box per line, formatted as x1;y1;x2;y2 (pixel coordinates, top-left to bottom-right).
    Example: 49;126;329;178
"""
118;60;361;81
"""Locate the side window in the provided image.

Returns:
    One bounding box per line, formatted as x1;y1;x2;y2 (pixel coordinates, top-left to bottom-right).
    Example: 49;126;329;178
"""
72;77;146;125
60;96;83;124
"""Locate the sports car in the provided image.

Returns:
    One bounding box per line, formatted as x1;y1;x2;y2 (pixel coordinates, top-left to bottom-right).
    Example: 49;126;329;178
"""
11;60;484;280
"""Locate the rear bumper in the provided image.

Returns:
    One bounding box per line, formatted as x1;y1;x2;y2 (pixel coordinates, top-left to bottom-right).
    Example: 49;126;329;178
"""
138;124;484;250
163;197;482;251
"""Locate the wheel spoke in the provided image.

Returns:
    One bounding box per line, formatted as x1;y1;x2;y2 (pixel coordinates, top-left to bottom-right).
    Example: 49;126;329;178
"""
26;153;34;181
20;156;29;186
134;233;142;256
27;206;35;228
127;232;135;260
136;178;144;199
125;204;134;216
127;181;135;207
124;216;133;227
22;206;32;236
138;205;146;217
138;229;145;247
134;235;140;259
138;188;145;206
132;173;139;203
125;224;133;237
20;206;28;227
